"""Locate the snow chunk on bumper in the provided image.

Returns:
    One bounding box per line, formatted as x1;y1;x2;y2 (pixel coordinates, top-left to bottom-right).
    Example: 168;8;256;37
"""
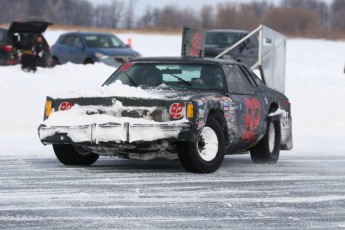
39;110;189;144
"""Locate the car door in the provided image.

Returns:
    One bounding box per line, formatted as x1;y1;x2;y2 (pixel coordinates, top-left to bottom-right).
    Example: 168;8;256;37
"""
59;35;84;64
69;35;85;63
223;64;265;151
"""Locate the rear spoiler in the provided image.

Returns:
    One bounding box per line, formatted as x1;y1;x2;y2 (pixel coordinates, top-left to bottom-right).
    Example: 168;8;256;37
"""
215;25;287;94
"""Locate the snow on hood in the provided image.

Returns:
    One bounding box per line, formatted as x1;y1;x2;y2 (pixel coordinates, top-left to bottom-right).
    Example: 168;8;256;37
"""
49;80;194;100
50;80;162;99
44;81;194;127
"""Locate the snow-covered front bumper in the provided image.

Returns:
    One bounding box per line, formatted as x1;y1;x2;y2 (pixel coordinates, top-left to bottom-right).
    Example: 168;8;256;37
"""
38;120;191;145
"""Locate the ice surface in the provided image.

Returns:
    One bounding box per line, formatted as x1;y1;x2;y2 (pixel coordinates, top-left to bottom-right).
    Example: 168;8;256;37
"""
0;30;345;228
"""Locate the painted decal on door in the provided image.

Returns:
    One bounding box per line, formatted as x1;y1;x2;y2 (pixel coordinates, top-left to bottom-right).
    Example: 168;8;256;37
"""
242;98;261;142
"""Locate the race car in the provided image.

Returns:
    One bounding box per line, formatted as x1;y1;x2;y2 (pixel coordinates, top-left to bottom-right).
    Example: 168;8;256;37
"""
38;56;292;173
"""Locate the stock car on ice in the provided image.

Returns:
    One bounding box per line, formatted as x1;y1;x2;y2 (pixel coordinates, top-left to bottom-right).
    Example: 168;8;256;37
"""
38;55;292;173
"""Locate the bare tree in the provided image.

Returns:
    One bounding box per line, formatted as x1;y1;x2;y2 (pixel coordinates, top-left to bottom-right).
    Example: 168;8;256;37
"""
94;0;124;28
236;3;260;30
200;5;214;29
246;1;273;19
215;3;238;28
155;5;180;28
94;4;111;27
263;7;321;35
137;6;154;28
124;0;137;29
41;0;61;22
331;0;345;31
281;0;330;28
72;0;93;26
53;0;79;25
1;0;31;21
109;0;125;28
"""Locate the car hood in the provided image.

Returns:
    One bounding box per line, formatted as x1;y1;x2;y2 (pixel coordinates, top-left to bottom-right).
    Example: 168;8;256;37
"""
44;89;222;122
93;47;139;57
8;17;53;34
50;86;221;102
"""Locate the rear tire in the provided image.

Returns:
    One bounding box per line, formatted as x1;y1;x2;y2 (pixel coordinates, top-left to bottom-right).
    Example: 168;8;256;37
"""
177;117;225;173
250;117;281;164
53;144;99;165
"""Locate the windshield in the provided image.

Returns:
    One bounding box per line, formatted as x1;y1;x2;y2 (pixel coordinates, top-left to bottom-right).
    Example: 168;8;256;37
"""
83;34;126;48
205;32;246;46
103;62;226;91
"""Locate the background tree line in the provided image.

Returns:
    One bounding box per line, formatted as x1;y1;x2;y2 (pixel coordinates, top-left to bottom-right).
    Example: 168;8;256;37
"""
1;0;345;38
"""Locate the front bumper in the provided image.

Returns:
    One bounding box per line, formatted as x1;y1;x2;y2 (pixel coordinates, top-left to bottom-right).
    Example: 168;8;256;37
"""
38;121;191;145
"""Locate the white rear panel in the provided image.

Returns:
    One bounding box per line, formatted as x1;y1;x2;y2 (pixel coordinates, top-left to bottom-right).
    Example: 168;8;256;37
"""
259;26;287;93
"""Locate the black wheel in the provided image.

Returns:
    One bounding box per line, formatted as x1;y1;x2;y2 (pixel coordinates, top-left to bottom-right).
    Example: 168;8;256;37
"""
53;144;99;165
177;117;225;173
250;117;281;164
84;58;94;64
52;57;60;67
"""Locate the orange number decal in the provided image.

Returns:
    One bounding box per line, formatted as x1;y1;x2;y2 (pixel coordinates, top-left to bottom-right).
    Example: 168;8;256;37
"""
58;102;73;111
169;103;184;119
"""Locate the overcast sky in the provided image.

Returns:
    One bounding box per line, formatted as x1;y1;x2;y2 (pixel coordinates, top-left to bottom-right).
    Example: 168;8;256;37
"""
89;0;280;14
134;0;278;13
86;0;334;17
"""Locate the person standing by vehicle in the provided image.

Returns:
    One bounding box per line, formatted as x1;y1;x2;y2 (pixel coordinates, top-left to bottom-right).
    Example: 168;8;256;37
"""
20;35;36;72
34;35;45;67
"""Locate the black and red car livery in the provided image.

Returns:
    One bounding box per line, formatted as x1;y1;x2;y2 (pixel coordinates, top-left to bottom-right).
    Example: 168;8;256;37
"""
38;57;292;173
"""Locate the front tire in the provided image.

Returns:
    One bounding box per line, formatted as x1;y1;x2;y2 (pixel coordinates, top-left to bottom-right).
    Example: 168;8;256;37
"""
250;117;281;164
53;144;99;165
177;117;225;173
51;57;60;67
84;58;94;64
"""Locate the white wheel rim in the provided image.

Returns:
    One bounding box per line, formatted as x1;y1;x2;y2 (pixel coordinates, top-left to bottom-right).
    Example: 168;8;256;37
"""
268;124;275;153
197;126;218;161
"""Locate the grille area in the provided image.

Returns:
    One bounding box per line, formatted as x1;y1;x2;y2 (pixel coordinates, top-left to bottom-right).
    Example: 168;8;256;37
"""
121;109;163;122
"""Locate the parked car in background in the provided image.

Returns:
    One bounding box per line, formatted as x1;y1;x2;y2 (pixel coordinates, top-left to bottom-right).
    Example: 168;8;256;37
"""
0;28;18;65
204;29;258;67
51;31;141;67
8;17;52;71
